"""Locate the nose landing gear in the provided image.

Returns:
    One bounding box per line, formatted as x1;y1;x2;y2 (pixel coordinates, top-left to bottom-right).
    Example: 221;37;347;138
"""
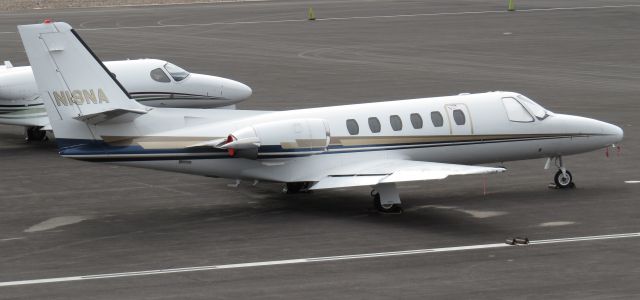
546;156;575;189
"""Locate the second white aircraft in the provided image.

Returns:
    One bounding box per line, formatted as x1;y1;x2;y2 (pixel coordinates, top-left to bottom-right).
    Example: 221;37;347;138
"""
19;22;623;212
0;58;252;140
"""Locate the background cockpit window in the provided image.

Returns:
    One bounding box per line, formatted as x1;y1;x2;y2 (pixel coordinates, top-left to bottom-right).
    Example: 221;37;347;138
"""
150;68;170;83
164;63;190;81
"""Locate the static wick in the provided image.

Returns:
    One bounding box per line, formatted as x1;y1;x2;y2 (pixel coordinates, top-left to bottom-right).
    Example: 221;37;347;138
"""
483;175;487;196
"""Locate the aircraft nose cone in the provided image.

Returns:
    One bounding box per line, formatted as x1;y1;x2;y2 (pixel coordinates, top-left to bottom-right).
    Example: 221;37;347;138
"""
222;79;252;101
607;123;624;144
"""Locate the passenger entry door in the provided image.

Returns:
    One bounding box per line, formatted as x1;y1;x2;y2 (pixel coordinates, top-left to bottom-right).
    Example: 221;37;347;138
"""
445;104;473;135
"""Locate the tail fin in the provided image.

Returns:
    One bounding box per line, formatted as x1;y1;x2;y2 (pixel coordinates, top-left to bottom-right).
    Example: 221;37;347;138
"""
17;22;146;142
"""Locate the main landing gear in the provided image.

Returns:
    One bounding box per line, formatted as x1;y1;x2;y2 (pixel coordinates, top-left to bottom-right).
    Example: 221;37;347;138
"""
371;183;403;213
546;156;575;189
24;126;47;142
283;182;311;194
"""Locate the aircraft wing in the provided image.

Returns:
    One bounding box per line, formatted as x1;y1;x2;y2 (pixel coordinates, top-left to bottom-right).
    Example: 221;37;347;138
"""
310;159;505;190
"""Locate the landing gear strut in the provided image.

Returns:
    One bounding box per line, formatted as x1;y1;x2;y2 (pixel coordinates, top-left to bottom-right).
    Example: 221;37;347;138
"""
24;126;47;142
371;183;403;213
547;156;575;189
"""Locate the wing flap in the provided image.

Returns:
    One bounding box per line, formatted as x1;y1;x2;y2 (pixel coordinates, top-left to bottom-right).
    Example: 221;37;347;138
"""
309;175;387;190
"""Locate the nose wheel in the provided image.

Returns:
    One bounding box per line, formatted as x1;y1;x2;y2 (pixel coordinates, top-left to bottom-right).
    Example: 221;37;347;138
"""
554;169;574;188
547;156;575;189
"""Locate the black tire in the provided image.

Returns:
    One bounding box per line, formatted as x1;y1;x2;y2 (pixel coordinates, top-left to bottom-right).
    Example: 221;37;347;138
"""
25;126;47;142
554;170;573;188
284;182;307;194
373;193;403;213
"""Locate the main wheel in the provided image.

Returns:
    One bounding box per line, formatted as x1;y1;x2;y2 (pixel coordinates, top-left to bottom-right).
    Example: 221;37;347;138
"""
283;182;308;194
25;126;47;142
554;170;574;188
372;192;403;213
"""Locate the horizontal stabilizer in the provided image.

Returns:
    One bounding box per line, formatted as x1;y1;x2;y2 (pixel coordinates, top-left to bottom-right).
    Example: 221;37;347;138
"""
73;107;148;124
310;159;505;190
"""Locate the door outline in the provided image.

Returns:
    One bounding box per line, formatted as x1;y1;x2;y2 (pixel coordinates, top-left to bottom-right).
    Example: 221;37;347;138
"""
444;103;474;135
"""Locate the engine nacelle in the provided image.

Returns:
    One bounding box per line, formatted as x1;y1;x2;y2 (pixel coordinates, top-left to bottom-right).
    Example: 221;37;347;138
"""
219;118;330;158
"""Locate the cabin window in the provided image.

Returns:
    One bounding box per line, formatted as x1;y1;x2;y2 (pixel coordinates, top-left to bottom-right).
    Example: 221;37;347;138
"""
150;68;170;83
430;111;444;127
346;119;359;135
164;63;190;82
452;109;466;125
368;117;381;133
390;115;403;131
410;113;423;129
502;97;534;122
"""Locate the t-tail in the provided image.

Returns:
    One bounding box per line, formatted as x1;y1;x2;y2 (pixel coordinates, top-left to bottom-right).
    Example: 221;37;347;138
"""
18;22;148;153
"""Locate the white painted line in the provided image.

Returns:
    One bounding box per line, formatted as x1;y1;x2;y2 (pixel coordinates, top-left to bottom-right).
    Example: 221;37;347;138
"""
538;221;576;227
84;0;269;9
0;4;638;35
0;237;25;242
0;232;639;287
625;180;640;184
530;232;640;245
24;216;90;233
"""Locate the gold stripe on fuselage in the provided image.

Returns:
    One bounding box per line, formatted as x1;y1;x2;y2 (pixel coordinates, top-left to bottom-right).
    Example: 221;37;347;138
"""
100;133;591;150
330;133;579;147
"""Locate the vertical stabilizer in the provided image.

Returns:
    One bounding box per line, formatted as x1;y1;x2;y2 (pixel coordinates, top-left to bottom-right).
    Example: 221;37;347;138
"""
17;22;146;143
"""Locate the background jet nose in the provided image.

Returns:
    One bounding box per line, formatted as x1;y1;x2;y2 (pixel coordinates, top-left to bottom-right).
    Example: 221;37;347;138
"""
221;79;252;101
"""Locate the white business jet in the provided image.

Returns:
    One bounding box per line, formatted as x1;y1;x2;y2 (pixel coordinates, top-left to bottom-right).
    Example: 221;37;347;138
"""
18;22;623;212
0;58;252;141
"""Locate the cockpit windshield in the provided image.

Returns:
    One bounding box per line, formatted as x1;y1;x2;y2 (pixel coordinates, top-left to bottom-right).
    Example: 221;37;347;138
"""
516;94;553;120
164;63;190;82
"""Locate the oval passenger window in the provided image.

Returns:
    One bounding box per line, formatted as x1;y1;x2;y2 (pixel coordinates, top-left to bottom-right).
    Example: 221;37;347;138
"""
410;113;423;129
431;111;444;127
390;115;402;131
346;119;359;135
452;109;466;125
368;117;381;133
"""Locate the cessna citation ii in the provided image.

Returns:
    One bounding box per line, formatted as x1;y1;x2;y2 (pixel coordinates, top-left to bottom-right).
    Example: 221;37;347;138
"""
0;58;252;141
19;22;624;213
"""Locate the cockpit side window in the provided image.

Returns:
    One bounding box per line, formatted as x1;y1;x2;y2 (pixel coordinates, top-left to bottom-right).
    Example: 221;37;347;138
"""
150;68;170;83
164;63;190;82
502;97;534;122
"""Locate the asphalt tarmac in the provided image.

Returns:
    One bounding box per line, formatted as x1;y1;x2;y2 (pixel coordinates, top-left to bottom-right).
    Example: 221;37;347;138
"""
1;0;639;298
